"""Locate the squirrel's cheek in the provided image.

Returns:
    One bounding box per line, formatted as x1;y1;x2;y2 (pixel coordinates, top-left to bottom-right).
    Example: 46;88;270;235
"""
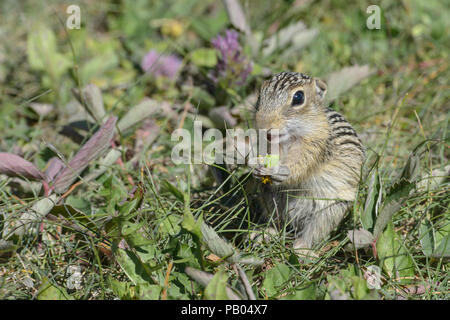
287;120;316;138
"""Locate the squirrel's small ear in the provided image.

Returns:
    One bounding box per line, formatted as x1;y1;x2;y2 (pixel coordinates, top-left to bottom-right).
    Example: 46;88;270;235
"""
314;78;327;100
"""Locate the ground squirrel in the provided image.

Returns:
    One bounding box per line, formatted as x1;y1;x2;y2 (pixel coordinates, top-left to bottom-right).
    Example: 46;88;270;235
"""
252;71;365;253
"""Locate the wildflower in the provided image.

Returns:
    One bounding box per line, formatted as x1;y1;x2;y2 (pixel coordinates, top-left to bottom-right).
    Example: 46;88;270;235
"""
141;49;182;79
210;29;253;87
160;19;184;38
261;176;272;185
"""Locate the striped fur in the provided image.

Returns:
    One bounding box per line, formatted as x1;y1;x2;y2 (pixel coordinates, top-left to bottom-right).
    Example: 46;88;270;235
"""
254;72;365;249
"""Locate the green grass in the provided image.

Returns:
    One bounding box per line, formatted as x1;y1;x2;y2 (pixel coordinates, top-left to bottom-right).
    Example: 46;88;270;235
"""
0;0;448;300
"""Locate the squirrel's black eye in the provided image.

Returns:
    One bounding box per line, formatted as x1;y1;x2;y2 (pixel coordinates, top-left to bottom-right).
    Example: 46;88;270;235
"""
291;90;305;106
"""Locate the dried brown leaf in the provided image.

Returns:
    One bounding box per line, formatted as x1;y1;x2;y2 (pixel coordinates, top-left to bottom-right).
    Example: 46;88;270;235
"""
346;228;374;250
325;65;374;104
72;84;105;123
222;0;251;35
29;103;54;118
117;99;170;134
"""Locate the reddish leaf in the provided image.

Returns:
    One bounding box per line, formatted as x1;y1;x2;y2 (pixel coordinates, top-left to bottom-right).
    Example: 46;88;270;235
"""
52;116;117;193
0;152;44;180
45;157;65;183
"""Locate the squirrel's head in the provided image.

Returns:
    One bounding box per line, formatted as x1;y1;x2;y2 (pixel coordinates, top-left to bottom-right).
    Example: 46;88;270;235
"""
255;72;328;142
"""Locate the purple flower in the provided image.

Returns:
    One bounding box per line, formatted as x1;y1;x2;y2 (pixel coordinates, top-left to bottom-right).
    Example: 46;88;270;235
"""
141;49;182;79
212;30;240;59
210;30;253;87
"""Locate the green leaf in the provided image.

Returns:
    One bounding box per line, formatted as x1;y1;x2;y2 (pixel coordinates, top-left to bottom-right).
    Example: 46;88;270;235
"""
373;178;415;238
326;275;350;300
79;48;119;84
109;277;135;299
109;277;162;300
173;243;202;269
351;276;369;300
186;113;216;129
27;25;72;79
135;283;162;300
118;199;139;220
433;215;450;258
190;48;217;67
373;153;420;238
133;242;158;264
190;10;229;41
281;284;316;300
99;175;128;207
400;154;421;182
65;195;92;215
419;218;435;256
27;26;57;70
51;53;73;80
204;268;230;300
159;214;182;236
189;87;216;111
125;230;154;247
121;220;146;236
161;180;184;202
362;169;381;231
326;265;369;300
37;277;74;300
262;263;291;298
51;203;98;234
376;223;414;283
181;209;203;240
434;215;450;247
114;246;155;286
434;233;450;258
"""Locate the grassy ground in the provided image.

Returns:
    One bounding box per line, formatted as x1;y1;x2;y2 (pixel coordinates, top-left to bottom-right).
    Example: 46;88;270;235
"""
0;0;448;300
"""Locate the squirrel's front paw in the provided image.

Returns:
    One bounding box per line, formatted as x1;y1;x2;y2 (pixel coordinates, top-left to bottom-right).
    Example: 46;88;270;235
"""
252;164;290;185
